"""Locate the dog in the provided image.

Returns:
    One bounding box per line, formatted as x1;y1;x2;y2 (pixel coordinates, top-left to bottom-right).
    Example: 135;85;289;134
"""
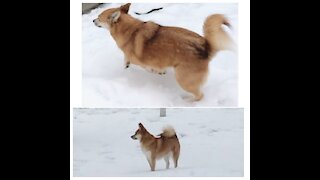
131;123;180;171
93;3;234;101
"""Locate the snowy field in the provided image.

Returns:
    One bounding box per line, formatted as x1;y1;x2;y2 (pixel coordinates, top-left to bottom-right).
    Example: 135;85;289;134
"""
82;3;238;107
73;108;244;177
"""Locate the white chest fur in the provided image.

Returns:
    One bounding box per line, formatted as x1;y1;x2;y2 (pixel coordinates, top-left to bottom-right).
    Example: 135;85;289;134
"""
141;146;152;160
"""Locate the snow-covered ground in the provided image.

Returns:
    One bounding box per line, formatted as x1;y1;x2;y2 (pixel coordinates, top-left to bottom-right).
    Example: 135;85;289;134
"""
82;3;238;107
73;108;243;177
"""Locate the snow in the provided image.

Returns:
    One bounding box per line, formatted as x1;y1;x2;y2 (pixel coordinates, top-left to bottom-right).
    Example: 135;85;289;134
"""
73;108;243;177
82;3;238;107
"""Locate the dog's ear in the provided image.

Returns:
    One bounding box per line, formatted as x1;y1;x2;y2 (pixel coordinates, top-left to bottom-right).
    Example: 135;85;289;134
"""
110;11;121;23
120;3;131;14
138;123;145;129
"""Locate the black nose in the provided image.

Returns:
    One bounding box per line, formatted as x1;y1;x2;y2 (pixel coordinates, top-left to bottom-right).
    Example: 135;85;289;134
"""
93;20;95;23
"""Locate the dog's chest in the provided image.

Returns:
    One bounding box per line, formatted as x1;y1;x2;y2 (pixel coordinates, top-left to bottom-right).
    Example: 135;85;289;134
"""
141;146;151;160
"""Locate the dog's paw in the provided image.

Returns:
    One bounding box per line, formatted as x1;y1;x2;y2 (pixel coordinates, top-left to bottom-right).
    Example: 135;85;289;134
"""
158;71;166;75
181;94;193;101
181;95;198;102
146;68;157;74
124;62;130;69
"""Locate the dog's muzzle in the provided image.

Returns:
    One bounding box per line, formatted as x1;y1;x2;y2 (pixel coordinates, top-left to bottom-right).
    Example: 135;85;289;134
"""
131;135;137;140
93;19;102;28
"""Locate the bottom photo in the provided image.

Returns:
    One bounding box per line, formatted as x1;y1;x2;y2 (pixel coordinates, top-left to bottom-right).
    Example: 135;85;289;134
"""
73;108;244;177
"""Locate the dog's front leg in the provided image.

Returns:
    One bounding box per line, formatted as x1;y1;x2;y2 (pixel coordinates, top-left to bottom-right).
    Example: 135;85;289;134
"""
125;62;130;69
124;57;130;69
145;152;154;171
150;155;156;171
146;158;152;170
157;69;167;75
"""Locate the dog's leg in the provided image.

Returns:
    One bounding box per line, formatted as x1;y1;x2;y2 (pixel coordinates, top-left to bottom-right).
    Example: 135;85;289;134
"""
124;57;130;69
145;151;153;170
173;154;179;168
173;149;180;168
174;65;208;101
181;94;197;102
146;158;152;170
125;62;130;69
164;156;170;169
150;154;156;171
191;90;204;101
173;158;178;168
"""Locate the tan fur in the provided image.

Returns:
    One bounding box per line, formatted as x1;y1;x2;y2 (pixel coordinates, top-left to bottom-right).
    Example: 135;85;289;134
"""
203;14;235;52
131;123;180;171
93;3;234;101
160;125;176;137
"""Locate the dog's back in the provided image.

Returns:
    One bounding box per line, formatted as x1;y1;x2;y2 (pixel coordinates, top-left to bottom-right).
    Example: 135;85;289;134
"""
141;25;211;65
113;19;211;68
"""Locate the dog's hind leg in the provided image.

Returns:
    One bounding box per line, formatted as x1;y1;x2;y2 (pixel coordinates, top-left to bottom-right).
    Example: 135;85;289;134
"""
150;155;156;171
164;155;170;169
173;148;180;168
174;64;208;101
173;152;179;168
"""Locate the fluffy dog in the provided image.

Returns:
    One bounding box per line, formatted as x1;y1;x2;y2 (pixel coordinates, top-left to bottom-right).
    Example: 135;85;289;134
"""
131;123;180;171
93;3;234;101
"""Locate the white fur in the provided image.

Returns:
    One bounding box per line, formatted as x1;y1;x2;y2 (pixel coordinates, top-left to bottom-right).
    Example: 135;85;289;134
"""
141;147;152;162
111;11;121;23
93;19;110;30
162;126;176;137
135;134;142;140
163;152;172;169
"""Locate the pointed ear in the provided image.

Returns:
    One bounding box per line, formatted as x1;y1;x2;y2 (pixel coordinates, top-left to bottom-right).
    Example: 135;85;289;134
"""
120;3;131;13
110;11;121;23
138;123;144;129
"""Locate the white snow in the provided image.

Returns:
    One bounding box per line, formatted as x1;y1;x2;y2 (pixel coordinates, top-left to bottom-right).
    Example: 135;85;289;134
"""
82;3;238;107
73;108;243;177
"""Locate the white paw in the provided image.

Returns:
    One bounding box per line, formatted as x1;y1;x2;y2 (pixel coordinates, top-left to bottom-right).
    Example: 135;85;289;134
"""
181;94;194;102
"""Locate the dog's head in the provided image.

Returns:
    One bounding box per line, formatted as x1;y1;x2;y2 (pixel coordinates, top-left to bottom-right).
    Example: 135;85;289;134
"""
93;3;131;30
131;123;146;140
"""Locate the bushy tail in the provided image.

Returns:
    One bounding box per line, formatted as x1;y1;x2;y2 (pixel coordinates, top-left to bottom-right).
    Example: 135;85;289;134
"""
203;14;235;53
160;125;177;138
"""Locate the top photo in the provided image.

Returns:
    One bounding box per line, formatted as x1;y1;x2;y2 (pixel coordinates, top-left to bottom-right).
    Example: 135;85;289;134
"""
82;3;238;107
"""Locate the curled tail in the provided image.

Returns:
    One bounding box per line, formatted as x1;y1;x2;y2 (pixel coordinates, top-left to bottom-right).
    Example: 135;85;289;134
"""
203;14;235;54
160;126;177;138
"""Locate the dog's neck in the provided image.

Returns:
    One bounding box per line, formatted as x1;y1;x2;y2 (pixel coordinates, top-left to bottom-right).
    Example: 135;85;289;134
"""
140;130;156;143
110;14;143;48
